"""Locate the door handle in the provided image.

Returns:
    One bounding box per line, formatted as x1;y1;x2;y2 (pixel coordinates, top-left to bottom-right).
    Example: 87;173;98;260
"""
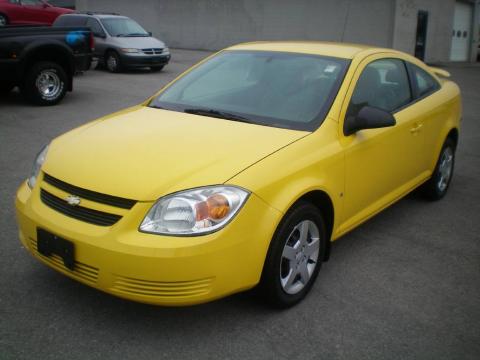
410;123;423;134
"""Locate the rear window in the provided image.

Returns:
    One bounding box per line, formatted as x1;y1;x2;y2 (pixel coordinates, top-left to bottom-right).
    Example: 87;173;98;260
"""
53;15;87;27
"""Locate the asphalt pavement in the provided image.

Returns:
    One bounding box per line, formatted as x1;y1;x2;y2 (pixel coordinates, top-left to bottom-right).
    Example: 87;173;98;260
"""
0;49;479;360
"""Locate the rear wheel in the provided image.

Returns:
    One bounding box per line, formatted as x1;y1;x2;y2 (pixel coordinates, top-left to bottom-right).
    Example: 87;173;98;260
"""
421;137;456;200
22;61;67;106
259;201;327;308
106;51;122;73
0;14;8;27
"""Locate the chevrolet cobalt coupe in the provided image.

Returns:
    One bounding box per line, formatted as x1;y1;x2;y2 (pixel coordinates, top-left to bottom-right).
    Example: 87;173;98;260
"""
16;42;461;307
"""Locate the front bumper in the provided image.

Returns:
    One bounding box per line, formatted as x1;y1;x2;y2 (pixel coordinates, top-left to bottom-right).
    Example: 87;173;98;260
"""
16;179;281;306
119;53;171;68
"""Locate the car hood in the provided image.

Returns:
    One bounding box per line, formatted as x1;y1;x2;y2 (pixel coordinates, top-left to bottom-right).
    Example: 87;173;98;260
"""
43;106;307;201
110;36;166;49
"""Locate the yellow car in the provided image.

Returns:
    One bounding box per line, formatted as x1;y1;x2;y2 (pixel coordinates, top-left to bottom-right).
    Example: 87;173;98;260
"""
16;42;461;307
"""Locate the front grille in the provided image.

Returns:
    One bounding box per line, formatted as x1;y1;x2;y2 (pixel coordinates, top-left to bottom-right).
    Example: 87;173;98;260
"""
43;173;136;209
112;275;214;299
40;189;122;226
142;48;163;55
30;238;99;284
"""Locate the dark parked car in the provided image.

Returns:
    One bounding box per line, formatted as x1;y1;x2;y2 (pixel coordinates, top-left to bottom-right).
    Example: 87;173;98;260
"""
0;0;73;26
0;25;93;105
54;12;171;73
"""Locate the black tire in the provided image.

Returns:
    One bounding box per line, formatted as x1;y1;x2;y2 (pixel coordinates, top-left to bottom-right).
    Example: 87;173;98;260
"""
0;14;8;27
22;61;67;106
150;65;165;72
258;201;327;308
105;51;122;73
421;137;456;201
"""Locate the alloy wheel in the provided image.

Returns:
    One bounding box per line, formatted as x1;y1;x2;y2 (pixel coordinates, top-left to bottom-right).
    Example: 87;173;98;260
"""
280;220;320;295
107;55;118;72
437;147;453;192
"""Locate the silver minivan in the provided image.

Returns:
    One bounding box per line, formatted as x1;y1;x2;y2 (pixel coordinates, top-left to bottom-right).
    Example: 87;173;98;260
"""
54;12;171;72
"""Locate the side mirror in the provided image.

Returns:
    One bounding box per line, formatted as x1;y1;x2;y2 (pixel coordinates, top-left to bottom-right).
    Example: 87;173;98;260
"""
95;32;106;39
344;106;396;136
148;31;153;36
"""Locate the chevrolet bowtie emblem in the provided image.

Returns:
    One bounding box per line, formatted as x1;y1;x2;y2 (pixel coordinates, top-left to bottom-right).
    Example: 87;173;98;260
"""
65;195;81;206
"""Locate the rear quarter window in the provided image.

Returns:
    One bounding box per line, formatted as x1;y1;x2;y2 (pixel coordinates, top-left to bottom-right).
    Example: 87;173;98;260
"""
410;64;440;98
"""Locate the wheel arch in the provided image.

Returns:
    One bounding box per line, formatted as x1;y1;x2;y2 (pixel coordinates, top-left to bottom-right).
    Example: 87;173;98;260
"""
446;127;459;149
20;44;74;91
291;190;335;261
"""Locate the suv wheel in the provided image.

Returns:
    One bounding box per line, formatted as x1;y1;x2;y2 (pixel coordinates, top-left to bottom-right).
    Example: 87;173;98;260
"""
23;61;67;106
106;51;122;73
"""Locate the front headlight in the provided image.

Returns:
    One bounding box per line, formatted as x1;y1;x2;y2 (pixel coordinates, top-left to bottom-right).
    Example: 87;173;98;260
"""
120;48;140;53
140;186;250;235
27;144;49;189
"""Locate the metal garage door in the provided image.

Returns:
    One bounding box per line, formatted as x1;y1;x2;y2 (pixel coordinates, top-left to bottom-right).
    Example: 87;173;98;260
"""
450;2;473;61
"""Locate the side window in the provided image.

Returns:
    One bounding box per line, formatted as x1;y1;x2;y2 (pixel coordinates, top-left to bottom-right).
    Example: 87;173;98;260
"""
21;0;43;5
410;64;440;97
9;0;21;4
348;59;412;117
86;18;105;37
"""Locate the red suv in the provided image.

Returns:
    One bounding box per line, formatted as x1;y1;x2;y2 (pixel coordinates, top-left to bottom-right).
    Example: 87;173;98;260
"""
0;0;73;26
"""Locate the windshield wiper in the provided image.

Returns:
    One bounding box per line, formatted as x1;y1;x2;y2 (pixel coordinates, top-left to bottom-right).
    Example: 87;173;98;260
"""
184;108;254;124
124;33;149;37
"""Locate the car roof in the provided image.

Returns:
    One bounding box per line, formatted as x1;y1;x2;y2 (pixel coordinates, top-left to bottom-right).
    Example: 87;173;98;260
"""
227;41;396;60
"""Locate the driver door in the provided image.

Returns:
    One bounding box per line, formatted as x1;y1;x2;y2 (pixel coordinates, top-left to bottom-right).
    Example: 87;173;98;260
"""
337;55;425;235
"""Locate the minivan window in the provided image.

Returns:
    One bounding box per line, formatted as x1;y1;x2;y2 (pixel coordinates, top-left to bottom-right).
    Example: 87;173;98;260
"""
100;18;149;37
54;15;87;27
86;18;105;37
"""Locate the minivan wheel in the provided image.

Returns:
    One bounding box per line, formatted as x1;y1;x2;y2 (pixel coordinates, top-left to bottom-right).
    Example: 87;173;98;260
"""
106;51;122;73
23;61;67;106
0;14;8;27
259;201;326;308
421;137;456;200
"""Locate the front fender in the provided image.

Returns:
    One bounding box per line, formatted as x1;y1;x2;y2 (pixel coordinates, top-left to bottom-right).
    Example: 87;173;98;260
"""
227;118;344;235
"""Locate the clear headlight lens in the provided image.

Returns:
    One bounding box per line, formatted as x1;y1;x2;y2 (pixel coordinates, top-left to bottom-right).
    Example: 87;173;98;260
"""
27;144;49;189
120;48;140;53
140;186;250;235
163;46;170;53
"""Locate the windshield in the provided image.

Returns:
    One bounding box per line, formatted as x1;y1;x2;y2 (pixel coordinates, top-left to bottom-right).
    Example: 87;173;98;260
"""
149;51;349;131
100;18;149;37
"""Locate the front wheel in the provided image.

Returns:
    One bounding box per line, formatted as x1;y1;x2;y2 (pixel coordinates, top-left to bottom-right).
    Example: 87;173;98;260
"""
258;201;327;308
421;137;456;200
105;51;122;73
22;61;67;106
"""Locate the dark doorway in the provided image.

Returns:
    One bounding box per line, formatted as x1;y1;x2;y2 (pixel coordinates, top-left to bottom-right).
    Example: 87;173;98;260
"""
414;11;429;61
